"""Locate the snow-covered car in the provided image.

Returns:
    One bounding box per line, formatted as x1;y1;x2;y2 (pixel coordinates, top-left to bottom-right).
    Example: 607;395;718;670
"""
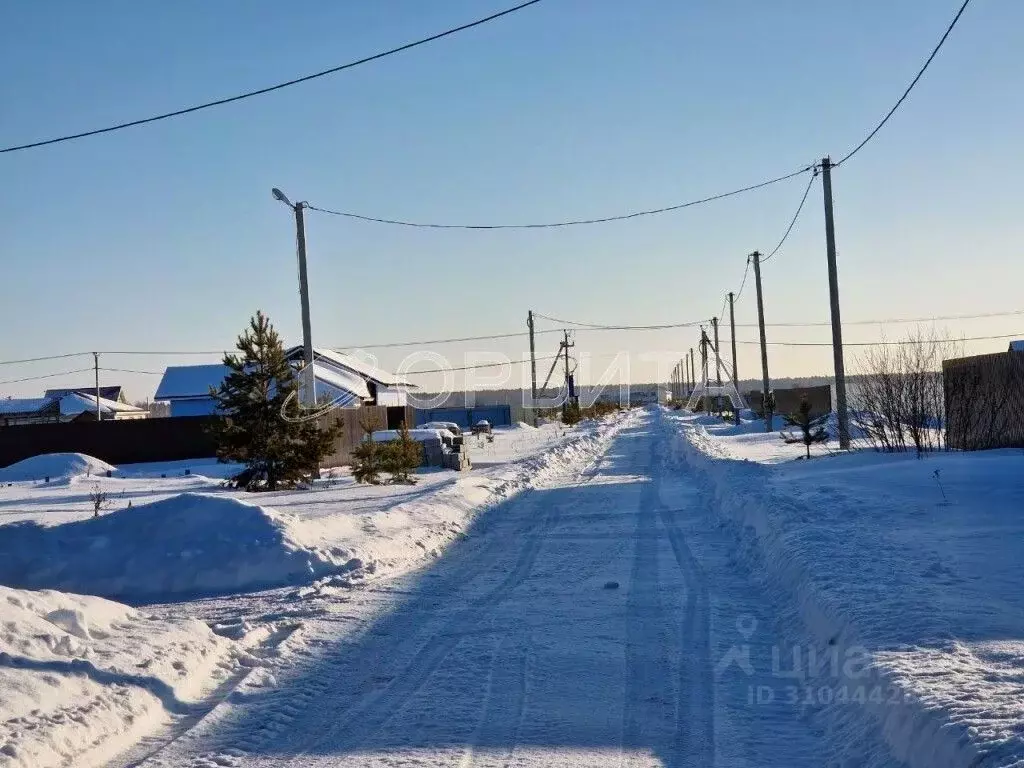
471;419;492;435
419;421;462;435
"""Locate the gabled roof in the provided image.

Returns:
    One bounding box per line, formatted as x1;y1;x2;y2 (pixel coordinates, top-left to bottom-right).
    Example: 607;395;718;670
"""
0;398;53;416
286;347;415;388
153;362;372;403
44;386;125;403
58;393;146;417
155;364;233;400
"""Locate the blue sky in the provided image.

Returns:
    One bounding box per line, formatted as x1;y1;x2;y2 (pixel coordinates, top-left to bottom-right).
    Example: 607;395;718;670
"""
1;1;1021;399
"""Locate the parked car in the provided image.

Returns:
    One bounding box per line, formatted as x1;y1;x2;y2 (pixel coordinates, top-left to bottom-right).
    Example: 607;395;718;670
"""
419;421;462;436
471;419;492;435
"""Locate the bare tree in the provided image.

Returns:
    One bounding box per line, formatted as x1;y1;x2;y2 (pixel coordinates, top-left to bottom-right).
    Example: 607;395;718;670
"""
854;328;960;455
89;485;108;518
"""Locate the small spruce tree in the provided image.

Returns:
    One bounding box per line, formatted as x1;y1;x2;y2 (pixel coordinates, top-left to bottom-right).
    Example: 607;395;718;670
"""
210;311;340;490
383;422;422;485
351;411;385;484
780;396;829;459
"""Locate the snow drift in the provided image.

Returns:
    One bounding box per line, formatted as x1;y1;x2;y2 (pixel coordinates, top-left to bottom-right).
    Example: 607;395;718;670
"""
0;493;357;599
0;585;237;768
0;453;116;483
671;410;1024;768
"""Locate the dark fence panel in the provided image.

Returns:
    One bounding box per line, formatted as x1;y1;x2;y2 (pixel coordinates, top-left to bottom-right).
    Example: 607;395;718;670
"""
0;416;219;468
944;352;1024;450
0;405;419;469
745;385;833;418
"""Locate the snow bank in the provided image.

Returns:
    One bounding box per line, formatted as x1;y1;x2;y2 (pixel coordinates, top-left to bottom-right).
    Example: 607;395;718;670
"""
0;585;237;768
0;493;358;599
671;411;1024;767
0;453;116;483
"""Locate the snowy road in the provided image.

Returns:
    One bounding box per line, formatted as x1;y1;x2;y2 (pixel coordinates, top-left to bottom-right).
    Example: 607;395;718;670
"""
129;411;839;768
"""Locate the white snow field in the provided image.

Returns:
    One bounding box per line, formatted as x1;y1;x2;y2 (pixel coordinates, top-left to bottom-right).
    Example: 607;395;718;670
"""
0;418;632;767
674;409;1024;768
4;407;1016;767
91;408;868;768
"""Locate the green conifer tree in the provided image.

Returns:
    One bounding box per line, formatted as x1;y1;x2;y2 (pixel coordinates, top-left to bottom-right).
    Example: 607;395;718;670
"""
210;311;339;490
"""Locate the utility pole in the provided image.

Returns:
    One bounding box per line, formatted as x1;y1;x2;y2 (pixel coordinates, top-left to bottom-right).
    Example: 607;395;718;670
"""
93;352;101;421
728;291;740;425
560;330;575;420
528;310;538;409
751;251;772;432
700;329;709;414
272;188;315;407
688;348;696;397
821;157;850;449
712;316;722;416
293;202;315;408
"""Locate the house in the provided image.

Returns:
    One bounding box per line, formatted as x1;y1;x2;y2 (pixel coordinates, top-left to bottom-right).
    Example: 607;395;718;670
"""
0;392;146;426
59;393;148;421
284;347;414;407
154;348;414;417
44;385;129;404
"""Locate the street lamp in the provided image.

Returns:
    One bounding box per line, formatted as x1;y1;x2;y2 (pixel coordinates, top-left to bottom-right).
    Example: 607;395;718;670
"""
272;188;315;407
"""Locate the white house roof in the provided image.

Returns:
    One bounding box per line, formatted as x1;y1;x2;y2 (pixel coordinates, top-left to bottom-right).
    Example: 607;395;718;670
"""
0;398;51;416
155;364;233;400
311;363;372;401
287;347;415;388
58;393;146;417
154;362;372;403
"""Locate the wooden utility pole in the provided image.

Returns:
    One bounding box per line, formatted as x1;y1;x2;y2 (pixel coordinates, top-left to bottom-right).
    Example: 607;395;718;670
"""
687;348;694;398
751;251;772;431
821;158;851;449
699;329;709;414
728;291;740;425
712;316;722;415
93;352;101;421
293;202;316;407
528;310;538;413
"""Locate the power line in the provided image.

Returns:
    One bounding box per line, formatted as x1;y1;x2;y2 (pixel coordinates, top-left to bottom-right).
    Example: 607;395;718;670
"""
306;165;815;229
0;352;90;367
742;308;1024;328
401;355;558;375
330;329;560;350
100;367;164;376
533;312;708;331
734;331;1021;348
0;367;95;386
760;170;817;264
0;1;544;154
837;0;972;166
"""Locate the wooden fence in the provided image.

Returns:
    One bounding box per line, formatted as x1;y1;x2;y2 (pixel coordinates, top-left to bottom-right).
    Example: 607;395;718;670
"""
943;352;1024;450
0;405;416;469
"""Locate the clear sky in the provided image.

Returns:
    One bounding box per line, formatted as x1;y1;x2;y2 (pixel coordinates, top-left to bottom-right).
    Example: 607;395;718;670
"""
1;1;1022;401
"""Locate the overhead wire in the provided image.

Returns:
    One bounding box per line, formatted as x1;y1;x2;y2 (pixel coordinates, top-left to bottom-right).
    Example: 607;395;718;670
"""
836;0;973;165
0;0;545;154
305;165;815;229
0;367;95;386
760;169;817;264
734;332;1023;348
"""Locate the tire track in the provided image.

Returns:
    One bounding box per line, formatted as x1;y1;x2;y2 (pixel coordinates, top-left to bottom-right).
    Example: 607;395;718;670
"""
620;443;676;767
270;437;617;763
656;471;715;768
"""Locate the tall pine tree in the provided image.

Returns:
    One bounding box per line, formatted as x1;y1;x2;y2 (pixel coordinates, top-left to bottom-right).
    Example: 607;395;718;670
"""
210;311;339;490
